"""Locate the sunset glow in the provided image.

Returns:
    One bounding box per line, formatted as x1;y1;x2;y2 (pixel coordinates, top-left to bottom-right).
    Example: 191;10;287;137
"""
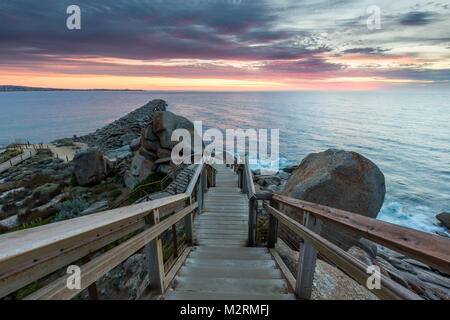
0;0;449;91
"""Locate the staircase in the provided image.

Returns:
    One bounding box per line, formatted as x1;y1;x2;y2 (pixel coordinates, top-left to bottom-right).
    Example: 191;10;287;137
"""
164;164;295;300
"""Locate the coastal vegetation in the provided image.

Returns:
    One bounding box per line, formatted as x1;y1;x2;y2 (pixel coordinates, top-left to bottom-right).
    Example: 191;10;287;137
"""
1;100;448;300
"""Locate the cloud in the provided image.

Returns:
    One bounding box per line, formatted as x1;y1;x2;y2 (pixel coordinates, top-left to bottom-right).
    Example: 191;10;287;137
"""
398;11;438;26
0;0;449;88
343;47;389;55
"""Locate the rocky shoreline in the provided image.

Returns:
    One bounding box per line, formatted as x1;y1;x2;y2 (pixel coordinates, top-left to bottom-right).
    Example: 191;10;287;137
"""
0;99;448;300
253;152;450;300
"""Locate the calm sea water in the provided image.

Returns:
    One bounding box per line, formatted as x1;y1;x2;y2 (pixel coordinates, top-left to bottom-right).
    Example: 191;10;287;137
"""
0;91;449;234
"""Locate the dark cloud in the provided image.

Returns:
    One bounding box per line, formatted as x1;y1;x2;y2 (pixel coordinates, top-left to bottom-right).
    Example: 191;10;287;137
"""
0;0;449;86
264;58;343;74
0;0;305;62
343;47;388;55
398;11;438;26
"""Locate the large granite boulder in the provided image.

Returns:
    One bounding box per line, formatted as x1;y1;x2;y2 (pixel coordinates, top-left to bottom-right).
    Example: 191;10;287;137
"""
152;111;196;149
281;149;386;249
123;111;200;189
124;152;155;189
73;147;113;186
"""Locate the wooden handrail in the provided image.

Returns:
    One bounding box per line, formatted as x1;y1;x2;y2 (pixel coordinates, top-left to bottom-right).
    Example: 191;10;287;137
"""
244;156;256;200
26;202;198;300
185;164;204;195
0;193;189;298
273;194;450;274
263;203;422;300
0;160;217;299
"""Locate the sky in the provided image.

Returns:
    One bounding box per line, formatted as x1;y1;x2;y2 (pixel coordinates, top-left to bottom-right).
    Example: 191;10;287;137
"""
0;0;449;91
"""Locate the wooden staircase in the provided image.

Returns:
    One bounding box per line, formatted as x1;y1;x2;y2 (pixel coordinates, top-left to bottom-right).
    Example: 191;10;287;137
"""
164;164;295;300
1;157;446;300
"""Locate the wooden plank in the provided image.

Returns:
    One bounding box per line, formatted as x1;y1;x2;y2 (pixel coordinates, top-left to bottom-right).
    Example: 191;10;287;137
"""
0;218;145;298
81;254;99;300
296;213;322;300
248;199;256;246
267;213;278;249
163;246;192;291
0;193;189;269
269;248;295;291
273;194;450;274
185;164;203;195
263;203;422;300
244;156;256;198
146;209;165;294
25;202;198;300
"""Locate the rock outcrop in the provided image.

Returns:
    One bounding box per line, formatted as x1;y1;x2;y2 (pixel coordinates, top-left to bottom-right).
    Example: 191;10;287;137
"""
281;149;386;249
78;99;167;153
124;111;200;189
436;212;450;229
73;147;113;186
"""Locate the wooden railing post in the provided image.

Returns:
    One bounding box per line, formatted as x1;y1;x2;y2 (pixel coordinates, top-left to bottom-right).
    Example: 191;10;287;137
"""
145;208;165;294
202;167;207;195
197;171;203;216
81;254;99;300
185;197;194;246
248;199;257;247
295;212;323;300
242;168;248;194
172;225;179;258
267;200;278;249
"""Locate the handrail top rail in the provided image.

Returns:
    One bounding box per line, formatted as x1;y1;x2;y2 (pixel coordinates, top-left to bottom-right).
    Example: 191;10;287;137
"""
0;156;214;262
272;194;450;274
263;202;422;300
0;193;190;262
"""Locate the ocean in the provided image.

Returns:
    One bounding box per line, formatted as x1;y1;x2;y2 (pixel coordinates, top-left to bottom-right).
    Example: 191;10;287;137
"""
0;90;449;234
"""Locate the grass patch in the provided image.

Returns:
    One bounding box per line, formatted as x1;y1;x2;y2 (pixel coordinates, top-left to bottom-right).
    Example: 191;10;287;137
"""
0;149;21;163
101;229;143;253
91;182;117;195
15;282;43;300
127;172;172;205
108;189;122;199
7;214;57;233
70;172;78;187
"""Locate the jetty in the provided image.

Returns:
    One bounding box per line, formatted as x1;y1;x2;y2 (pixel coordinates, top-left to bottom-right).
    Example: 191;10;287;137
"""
0;157;449;300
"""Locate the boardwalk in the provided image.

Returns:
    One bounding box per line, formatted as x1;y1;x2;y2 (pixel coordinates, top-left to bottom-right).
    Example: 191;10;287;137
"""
0;148;37;174
165;164;294;300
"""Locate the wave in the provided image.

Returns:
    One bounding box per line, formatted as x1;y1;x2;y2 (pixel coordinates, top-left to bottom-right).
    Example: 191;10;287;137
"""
378;201;448;235
243;153;448;236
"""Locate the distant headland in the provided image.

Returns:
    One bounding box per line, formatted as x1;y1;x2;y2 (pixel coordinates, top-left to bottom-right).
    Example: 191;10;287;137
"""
0;85;143;92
